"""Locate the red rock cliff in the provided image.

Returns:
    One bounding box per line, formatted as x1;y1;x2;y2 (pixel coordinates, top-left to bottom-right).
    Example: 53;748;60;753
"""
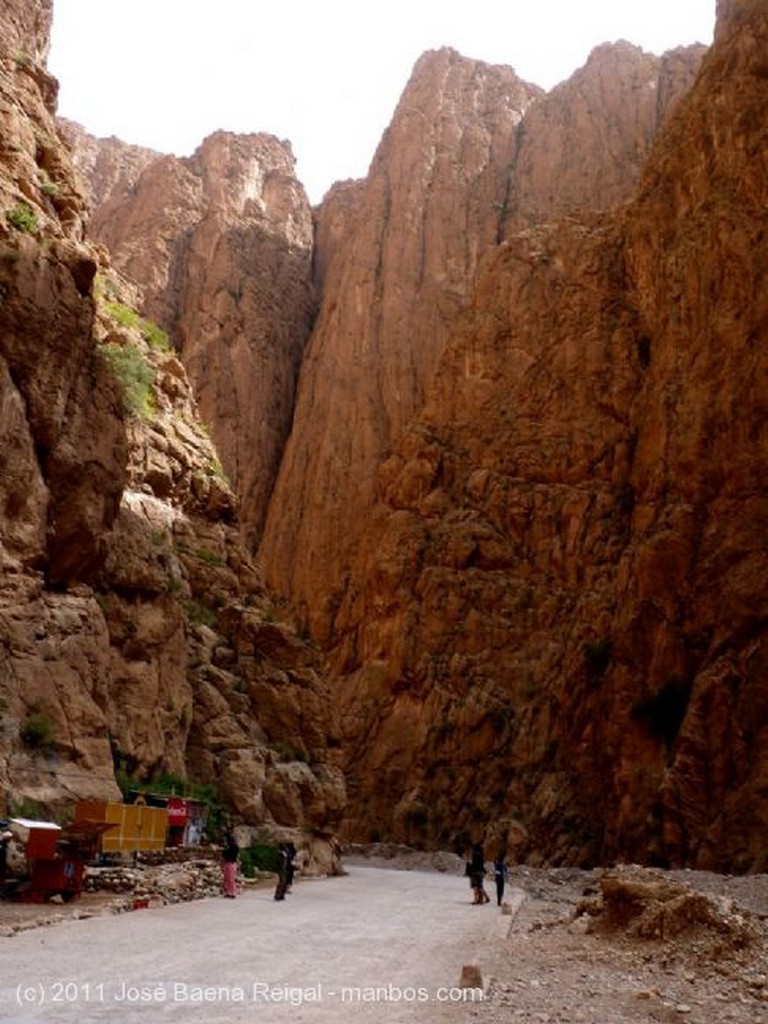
506;41;705;227
64;127;316;548
43;2;766;873
262;50;541;641
261;43;704;644
329;1;767;871
0;2;344;846
62;41;704;646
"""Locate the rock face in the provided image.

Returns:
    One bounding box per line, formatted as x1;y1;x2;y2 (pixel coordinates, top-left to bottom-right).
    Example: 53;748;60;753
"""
505;41;706;227
61;41;704;645
3;0;52;64
57;20;750;871
63;126;316;549
0;3;344;840
261;43;704;643
59;118;159;215
261;50;541;641
328;1;768;871
86;275;345;832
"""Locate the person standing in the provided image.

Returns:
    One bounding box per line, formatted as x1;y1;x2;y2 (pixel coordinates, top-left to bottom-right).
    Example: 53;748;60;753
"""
0;821;13;888
469;842;490;904
493;853;509;907
284;842;297;894
221;830;239;898
274;842;289;901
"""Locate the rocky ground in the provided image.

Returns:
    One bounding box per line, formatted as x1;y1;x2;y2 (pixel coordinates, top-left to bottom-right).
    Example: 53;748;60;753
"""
0;856;274;936
347;846;768;1023
2;846;767;1023
476;864;768;1024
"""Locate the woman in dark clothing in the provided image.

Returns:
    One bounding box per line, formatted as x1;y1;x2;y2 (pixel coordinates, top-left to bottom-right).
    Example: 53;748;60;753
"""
469;843;490;904
274;843;289;901
493;853;508;906
221;831;239;898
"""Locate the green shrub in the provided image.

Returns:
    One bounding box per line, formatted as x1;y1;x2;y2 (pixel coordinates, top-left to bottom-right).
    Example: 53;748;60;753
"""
197;547;226;567
105;300;142;332
99;342;155;419
207;457;229;482
37;172;59;199
8;203;38;233
239;842;280;877
142;319;171;352
20;712;55;750
10;797;45;819
105;300;171;352
184;598;219;629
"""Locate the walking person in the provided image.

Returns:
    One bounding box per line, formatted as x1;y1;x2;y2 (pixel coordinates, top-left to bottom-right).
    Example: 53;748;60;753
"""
274;842;289;901
0;821;13;888
284;842;297;894
493;853;509;907
221;830;239;898
469;842;490;904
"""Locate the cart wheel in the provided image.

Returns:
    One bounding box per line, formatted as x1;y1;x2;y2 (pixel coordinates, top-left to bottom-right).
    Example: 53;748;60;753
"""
61;890;76;903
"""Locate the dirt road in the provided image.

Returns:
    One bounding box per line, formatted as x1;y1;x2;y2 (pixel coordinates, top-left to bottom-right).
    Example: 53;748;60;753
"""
0;865;506;1023
3;859;768;1023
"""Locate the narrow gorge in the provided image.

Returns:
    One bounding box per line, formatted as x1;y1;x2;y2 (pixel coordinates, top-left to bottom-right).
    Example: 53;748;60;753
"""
1;0;766;872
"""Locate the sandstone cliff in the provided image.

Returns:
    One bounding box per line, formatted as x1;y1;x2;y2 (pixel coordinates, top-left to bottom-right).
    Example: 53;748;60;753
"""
55;21;733;870
63;125;316;549
260;50;540;641
505;41;706;228
60;41;704;647
0;0;344;843
261;43;705;643
59;118;159;215
330;0;767;871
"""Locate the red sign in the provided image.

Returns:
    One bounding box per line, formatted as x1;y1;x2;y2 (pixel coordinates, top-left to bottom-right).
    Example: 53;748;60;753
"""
166;798;189;825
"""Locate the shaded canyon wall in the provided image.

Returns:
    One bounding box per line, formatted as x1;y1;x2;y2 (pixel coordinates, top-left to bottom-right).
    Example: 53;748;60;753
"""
0;0;344;846
329;1;768;870
49;4;768;871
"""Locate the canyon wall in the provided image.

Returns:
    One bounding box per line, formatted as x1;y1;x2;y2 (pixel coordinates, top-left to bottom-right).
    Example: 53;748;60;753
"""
63;125;317;549
21;0;767;871
63;40;704;645
262;42;705;642
0;0;344;843
505;41;705;227
261;50;540;641
330;0;767;870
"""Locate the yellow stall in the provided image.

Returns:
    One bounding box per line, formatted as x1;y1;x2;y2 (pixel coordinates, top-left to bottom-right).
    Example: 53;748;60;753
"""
75;800;168;854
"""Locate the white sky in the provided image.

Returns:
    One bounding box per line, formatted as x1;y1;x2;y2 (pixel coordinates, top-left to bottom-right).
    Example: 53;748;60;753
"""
48;1;716;204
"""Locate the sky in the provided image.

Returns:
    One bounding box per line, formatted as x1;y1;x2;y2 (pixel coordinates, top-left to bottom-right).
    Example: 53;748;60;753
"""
48;1;716;205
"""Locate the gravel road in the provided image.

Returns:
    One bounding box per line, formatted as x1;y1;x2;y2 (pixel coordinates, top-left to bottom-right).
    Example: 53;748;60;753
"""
3;859;768;1024
0;864;506;1023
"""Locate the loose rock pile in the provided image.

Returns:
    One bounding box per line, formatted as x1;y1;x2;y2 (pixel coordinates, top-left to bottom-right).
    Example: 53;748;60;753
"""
343;842;464;874
84;860;223;904
575;865;758;948
0;858;276;937
479;864;768;1024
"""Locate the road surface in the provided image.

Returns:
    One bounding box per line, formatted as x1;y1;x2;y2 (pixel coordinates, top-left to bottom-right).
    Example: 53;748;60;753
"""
0;865;511;1023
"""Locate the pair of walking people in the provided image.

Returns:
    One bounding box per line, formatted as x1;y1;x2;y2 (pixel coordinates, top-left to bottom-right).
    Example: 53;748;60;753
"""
221;833;298;901
466;843;508;906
